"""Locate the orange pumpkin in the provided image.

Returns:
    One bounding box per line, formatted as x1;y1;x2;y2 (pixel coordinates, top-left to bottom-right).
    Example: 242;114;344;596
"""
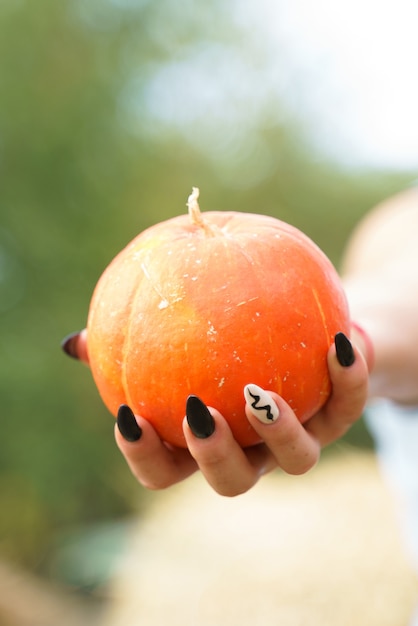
87;189;350;448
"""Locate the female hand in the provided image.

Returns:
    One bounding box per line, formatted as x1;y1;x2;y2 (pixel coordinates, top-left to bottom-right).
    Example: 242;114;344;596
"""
62;329;370;496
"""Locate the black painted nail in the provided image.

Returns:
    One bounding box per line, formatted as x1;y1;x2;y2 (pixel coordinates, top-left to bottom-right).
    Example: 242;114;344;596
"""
117;405;142;442
186;395;215;439
335;332;355;367
61;331;82;359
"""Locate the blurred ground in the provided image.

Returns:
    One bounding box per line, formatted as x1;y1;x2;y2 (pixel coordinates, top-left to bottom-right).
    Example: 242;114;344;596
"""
0;559;102;626
101;448;417;626
2;448;416;625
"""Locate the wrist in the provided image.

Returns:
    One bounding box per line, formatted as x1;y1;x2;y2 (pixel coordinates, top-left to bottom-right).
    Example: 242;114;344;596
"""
350;321;375;373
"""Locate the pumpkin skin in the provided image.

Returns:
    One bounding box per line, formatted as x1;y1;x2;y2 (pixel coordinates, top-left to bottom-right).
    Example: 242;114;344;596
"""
87;192;350;448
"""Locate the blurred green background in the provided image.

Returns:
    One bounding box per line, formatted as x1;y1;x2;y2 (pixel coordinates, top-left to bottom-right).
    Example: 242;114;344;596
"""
0;0;414;601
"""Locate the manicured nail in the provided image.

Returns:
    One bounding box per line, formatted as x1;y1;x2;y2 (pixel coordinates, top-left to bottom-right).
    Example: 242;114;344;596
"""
186;395;215;439
335;332;355;367
117;405;142;442
61;331;82;359
244;383;280;424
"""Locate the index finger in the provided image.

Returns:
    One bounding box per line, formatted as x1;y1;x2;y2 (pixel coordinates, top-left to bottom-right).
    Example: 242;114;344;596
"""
115;408;198;490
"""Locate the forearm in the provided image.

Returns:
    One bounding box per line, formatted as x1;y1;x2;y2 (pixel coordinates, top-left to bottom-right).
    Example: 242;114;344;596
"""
341;188;418;405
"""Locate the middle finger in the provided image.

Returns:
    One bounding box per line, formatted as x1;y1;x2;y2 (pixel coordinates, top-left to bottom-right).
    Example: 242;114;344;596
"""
183;397;265;496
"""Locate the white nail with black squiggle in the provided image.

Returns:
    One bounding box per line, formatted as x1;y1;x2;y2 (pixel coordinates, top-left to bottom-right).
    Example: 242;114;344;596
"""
244;383;280;424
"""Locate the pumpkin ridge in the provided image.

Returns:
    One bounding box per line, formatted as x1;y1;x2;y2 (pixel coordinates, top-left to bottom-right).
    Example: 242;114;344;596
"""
120;254;150;410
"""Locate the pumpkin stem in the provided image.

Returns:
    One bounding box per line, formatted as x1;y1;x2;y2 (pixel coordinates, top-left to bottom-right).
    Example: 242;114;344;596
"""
187;187;219;236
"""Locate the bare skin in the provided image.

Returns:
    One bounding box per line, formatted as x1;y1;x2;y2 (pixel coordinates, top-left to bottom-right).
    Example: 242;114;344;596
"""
342;187;418;406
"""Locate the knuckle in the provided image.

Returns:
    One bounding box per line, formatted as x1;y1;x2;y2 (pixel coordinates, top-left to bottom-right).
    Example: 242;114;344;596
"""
197;445;231;469
285;453;319;476
270;420;302;449
212;478;256;498
133;473;173;491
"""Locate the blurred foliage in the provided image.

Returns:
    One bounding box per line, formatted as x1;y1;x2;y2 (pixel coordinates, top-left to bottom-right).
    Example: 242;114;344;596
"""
0;0;414;576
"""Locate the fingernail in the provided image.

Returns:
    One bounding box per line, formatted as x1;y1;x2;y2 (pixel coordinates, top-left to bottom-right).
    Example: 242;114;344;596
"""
335;332;355;367
61;331;82;359
186;395;215;439
244;383;280;424
117;404;142;442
